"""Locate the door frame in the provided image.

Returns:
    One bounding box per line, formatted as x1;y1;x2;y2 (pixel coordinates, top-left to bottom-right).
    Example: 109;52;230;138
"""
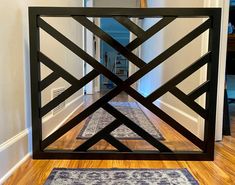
204;0;229;141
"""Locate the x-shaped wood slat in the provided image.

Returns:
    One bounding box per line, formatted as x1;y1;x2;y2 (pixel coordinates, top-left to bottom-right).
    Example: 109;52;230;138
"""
188;81;210;100
73;54;207;151
39;16;177;116
75;120;125;151
39;16;211;152
74;16;210;119
102;103;172;152
39;16;175;117
75;104;172;152
38;18;122;117
73;16;146;68
125;17;177;51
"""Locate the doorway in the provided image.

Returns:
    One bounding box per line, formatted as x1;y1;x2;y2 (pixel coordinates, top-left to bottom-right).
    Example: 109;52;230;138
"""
100;18;130;91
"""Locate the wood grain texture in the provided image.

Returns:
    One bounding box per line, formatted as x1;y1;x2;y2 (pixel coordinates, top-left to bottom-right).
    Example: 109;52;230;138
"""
4;94;235;185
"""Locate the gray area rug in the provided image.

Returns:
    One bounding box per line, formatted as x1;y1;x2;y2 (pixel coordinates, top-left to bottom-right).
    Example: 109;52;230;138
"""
44;168;199;185
77;102;164;140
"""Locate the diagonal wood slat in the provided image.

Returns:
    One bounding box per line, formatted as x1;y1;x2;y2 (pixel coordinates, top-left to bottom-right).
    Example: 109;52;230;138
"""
126;17;176;51
79;83;205;151
41;87;124;149
38;18;123;117
40;72;59;91
39;16;210;97
40;68;99;117
73;16;146;68
104;134;132;152
38;17;122;84
147;52;210;102
169;87;208;119
124;19;212;89
39;52;80;85
114;16;144;37
188;81;210;100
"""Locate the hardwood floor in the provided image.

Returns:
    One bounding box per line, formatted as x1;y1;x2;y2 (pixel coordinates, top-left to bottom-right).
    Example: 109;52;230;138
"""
4;93;235;185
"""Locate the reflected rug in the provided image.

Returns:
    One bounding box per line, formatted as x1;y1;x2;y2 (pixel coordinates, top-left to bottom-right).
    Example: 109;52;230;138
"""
44;168;199;185
77;102;164;140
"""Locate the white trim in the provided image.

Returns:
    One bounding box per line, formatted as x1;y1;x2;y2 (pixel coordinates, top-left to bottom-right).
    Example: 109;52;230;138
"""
129;18;139;90
84;0;94;94
139;91;200;137
155;99;201;138
0;153;31;184
82;0;86;96
200;0;229;140
155;100;198;123
203;0;229;140
0;128;31;184
0;129;29;153
94;18;101;92
214;0;229;141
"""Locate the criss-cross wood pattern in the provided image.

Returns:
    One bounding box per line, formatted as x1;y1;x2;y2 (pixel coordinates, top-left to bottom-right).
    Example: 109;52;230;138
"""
29;7;221;160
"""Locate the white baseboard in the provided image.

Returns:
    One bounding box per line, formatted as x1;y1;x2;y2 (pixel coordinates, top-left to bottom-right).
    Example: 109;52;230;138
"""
42;94;84;139
0;129;31;184
0;153;31;185
139;90;201;139
154;99;201;138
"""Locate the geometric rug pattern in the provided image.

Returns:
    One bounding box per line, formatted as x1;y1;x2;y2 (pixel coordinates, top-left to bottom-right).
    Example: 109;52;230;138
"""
77;102;164;140
44;168;199;185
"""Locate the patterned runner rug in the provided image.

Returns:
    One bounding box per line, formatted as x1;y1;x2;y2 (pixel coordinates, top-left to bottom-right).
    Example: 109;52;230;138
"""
77;102;164;140
44;168;199;185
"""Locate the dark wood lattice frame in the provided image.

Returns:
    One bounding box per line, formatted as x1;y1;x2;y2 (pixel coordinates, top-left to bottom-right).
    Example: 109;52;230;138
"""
29;7;221;160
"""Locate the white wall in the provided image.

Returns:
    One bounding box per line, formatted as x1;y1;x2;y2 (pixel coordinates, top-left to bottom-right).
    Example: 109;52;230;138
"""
0;1;29;183
0;0;84;183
